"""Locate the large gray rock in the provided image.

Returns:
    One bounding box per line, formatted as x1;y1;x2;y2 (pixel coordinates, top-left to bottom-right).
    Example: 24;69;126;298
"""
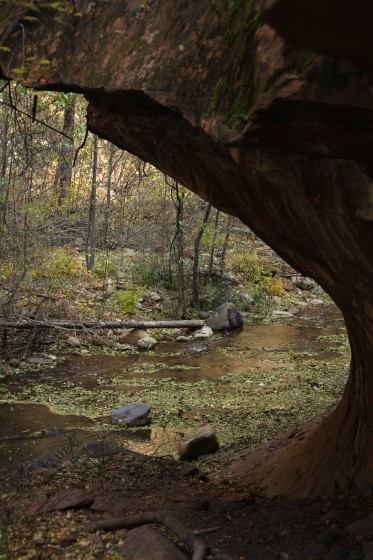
206;302;244;331
110;403;151;426
179;423;219;460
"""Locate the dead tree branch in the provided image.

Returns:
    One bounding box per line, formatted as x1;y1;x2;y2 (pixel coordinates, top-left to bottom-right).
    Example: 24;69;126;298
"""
90;511;209;560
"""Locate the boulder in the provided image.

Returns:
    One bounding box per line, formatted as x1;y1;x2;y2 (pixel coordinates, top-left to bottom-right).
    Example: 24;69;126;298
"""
110;403;151;426
179;423;219;460
206;302;243;331
137;336;157;350
119;329;148;346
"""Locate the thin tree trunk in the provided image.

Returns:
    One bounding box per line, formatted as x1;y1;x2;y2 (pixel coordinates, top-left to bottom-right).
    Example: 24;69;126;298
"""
85;134;98;271
176;188;186;318
0;87;9;224
208;209;220;278
190;203;212;306
219;214;232;277
53;95;75;205
104;141;115;247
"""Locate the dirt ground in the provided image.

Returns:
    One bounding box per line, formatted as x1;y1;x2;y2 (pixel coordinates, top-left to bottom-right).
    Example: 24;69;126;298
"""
1;438;371;560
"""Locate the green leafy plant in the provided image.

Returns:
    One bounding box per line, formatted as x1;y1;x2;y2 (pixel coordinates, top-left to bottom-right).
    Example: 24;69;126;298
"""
32;247;84;279
93;254;118;279
113;288;143;314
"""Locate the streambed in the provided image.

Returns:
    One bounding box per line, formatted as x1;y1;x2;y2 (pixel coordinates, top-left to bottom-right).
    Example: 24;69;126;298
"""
0;304;349;468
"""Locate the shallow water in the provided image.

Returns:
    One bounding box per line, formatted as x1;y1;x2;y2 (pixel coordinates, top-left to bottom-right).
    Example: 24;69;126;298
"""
0;304;346;466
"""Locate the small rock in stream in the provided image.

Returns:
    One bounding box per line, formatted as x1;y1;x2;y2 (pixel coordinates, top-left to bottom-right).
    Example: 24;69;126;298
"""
194;325;213;339
137;336;157;349
110;402;151;427
176;335;192;342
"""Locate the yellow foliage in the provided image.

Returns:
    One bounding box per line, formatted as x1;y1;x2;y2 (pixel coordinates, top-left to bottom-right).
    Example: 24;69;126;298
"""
262;276;285;297
0;261;15;281
32;248;85;280
228;251;263;280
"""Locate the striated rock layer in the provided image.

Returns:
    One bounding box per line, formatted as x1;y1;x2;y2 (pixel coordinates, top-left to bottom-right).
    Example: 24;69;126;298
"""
1;0;373;498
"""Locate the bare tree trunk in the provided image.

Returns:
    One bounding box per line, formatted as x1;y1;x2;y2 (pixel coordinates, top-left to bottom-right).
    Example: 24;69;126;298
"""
85;134;98;271
219;214;232;277
176;186;186;318
104;141;115;247
190;203;211;306
208;209;220;278
53;95;75;205
0;86;9;225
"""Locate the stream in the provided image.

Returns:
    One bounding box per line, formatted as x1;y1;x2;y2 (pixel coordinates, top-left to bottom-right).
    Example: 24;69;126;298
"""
0;304;348;469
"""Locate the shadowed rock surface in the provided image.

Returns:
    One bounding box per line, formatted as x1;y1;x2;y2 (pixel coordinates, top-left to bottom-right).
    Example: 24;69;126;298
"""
0;0;372;497
206;302;244;331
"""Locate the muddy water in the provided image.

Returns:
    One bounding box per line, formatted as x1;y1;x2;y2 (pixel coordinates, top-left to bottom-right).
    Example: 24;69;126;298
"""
0;304;346;466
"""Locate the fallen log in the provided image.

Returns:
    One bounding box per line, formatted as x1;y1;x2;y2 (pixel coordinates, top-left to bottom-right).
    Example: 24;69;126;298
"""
0;319;205;330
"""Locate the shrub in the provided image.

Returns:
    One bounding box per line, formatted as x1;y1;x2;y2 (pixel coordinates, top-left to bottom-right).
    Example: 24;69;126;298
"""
261;276;285;297
32;248;85;280
134;260;162;287
198;279;233;311
94;254;119;279
228;251;263;281
113;288;143;315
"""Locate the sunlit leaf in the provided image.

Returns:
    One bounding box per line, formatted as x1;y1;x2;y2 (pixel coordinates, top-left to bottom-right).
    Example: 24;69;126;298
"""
12;67;28;75
22;15;39;22
19;1;40;11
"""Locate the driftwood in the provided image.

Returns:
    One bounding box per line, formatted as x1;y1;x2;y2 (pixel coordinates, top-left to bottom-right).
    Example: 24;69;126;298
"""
90;511;209;560
0;319;205;331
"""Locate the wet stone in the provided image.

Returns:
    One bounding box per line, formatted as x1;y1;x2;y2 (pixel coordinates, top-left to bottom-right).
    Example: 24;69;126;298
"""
137;336;157;349
194;325;213;339
110;403;151;427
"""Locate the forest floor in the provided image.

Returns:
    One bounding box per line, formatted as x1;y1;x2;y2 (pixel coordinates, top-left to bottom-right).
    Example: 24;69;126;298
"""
1;241;370;560
1;431;372;560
